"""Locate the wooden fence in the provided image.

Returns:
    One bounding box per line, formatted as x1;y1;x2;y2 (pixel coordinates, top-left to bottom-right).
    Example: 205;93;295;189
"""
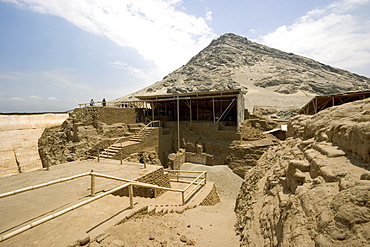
0;169;206;242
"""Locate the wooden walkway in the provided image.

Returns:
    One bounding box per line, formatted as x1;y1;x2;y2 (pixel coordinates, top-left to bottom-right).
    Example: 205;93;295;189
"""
0;160;213;247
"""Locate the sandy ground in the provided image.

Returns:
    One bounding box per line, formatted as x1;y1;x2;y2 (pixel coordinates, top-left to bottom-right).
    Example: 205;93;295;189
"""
0;160;160;246
100;163;243;247
0;160;241;247
103;197;238;247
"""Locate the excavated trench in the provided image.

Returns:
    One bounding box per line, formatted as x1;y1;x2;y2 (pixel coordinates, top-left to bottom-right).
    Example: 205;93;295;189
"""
1;108;284;246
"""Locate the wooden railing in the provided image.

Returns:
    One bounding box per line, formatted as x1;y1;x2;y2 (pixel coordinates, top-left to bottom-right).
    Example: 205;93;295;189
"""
0;168;206;242
99;120;161;159
165;170;207;205
78;100;149;109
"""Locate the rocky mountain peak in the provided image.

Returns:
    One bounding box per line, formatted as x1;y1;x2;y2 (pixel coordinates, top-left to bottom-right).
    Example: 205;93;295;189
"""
116;33;369;110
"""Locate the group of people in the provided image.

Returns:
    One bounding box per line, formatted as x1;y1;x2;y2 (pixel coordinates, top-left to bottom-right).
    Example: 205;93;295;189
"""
89;98;106;107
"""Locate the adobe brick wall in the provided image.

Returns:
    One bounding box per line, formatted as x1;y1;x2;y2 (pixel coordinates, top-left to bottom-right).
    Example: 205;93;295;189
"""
199;183;220;206
115;128;160;160
73;107;136;125
184;122;241;141
113;166;170;198
135;167;171;197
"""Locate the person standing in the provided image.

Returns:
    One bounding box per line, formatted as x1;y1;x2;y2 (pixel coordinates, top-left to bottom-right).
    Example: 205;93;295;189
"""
102;98;106;107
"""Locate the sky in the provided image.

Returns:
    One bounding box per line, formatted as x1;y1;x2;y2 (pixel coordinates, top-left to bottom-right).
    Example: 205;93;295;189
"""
0;0;369;113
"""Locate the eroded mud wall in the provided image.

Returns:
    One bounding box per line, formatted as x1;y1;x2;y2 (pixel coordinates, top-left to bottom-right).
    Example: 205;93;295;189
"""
0;113;68;177
235;98;370;247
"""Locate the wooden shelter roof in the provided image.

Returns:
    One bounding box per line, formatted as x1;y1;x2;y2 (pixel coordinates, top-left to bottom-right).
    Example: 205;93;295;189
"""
134;89;242;102
298;90;370;115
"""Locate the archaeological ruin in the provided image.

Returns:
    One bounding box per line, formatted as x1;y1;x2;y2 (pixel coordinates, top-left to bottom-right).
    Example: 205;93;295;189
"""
1;33;369;246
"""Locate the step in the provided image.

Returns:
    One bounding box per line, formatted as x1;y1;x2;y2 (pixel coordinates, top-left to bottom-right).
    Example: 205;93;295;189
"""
128;127;141;133
100;154;114;159
313;142;346;157
109;147;122;151
127;123;141;128
130;138;142;142
303;148;347;182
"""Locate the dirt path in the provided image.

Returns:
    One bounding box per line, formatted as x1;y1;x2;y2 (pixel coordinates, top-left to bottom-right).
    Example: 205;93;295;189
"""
99;163;243;247
0;160;160;247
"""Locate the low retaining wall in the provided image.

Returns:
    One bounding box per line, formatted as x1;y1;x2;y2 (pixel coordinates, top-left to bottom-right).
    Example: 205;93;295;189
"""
199;183;220;206
113;167;170;198
72;107;136;125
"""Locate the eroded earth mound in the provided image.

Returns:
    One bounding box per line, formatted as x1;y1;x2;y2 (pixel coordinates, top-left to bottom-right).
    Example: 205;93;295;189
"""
38;108;133;167
235;98;370;246
114;33;369;111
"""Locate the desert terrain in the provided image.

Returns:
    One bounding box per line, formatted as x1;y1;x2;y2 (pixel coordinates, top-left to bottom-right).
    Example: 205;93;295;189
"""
0;113;68;177
0;33;369;246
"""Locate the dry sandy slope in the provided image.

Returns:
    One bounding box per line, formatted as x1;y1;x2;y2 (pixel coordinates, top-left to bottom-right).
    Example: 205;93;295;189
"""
0;113;68;177
101;163;243;247
112;33;368;113
235;98;370;247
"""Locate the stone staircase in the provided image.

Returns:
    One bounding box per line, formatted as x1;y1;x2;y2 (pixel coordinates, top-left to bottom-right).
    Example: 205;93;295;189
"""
284;139;367;194
128;126;156;142
99;123;157;159
146;182;219;215
147;203;197;214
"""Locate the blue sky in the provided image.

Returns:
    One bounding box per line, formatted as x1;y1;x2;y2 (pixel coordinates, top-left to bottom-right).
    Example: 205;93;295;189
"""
0;0;369;112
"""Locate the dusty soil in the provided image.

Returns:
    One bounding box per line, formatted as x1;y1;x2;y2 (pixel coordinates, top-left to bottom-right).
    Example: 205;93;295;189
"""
0;161;242;247
0;160;160;247
235;98;370;247
100;197;238;247
96;163;243;247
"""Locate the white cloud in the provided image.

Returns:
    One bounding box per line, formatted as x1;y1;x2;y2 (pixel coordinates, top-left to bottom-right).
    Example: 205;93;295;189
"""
30;95;43;99
260;0;370;75
9;97;24;101
8;0;216;75
328;0;369;12
0;68;91;90
205;11;212;21
109;61;129;70
0;73;20;80
109;60;162;85
47;97;58;101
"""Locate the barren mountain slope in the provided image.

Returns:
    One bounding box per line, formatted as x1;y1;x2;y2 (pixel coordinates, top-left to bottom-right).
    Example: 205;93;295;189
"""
235;98;370;247
114;33;369;111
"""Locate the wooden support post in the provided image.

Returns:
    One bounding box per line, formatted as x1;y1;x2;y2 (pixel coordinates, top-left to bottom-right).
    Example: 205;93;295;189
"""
120;140;123;165
181;191;185;206
212;97;215;123
204;172;207;185
97;151;100;162
189;100;192;123
177;97;180;151
152;102;155;121
90;170;95;197
197;99;199;121
129;184;134;209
